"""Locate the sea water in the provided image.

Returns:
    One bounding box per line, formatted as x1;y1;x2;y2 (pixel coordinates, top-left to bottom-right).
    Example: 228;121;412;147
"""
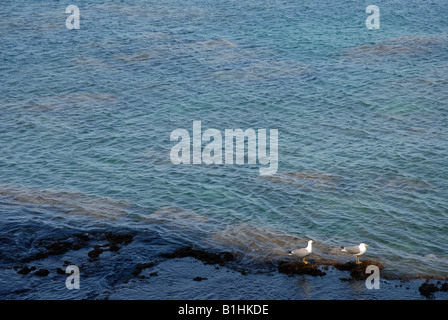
1;0;447;299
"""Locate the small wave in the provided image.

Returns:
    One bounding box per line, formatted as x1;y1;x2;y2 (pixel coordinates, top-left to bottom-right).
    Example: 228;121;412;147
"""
192;39;238;49
114;51;154;62
209;60;312;82
71;57;111;69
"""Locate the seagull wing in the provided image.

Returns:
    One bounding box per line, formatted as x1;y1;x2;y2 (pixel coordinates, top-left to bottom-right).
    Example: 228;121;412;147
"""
291;248;310;257
342;245;361;255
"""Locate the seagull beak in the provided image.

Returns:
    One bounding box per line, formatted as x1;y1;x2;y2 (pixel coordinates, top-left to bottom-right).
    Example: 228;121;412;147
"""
365;244;370;247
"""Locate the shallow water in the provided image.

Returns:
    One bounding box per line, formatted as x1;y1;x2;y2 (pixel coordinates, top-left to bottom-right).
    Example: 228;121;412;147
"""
1;0;448;299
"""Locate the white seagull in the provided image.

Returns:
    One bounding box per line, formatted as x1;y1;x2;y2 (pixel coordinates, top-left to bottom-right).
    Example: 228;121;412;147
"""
341;243;370;264
289;240;314;264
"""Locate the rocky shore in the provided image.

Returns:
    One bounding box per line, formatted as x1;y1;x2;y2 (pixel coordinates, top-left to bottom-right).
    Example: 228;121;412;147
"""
6;232;448;300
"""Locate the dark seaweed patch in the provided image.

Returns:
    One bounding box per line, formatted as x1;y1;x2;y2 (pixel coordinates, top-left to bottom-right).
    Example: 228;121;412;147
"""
161;246;236;266
132;262;156;276
23;232;135;262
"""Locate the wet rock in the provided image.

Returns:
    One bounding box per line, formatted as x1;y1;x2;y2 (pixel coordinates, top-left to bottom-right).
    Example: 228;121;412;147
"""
88;246;104;260
331;261;383;280
25;232;135;262
88;233;135;260
76;234;90;242
109;243;120;252
28;235;89;261
419;282;439;299
278;260;383;279
34;269;50;277
104;233;134;246
278;261;327;277
56;268;65;275
161;246;236;266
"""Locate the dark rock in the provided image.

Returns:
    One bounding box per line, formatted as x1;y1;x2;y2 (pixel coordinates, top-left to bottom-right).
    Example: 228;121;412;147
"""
17;266;36;275
88;246;104;260
193;277;208;281
75;233;90;242
161;246;236;266
149;272;158;277
132;262;156;276
109;243;120;252
418;281;448;299
45;242;70;255
332;261;383;280
419;282;439;299
32;235;89;261
24;232;134;263
104;233;134;245
56;268;65;275
34;269;50;277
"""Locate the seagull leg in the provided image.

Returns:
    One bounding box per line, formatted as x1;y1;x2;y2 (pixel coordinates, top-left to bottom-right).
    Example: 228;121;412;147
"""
302;258;308;265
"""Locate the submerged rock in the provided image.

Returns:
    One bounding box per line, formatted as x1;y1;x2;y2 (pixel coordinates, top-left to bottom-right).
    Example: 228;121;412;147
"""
193;276;208;281
343;35;448;60
419;281;448;299
56;268;65;275
278;261;327;277
0;184;130;220
23;232;134;262
16;266;36;275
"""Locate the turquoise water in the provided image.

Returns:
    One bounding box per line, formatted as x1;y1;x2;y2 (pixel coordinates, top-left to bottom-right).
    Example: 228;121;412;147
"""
1;0;448;298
